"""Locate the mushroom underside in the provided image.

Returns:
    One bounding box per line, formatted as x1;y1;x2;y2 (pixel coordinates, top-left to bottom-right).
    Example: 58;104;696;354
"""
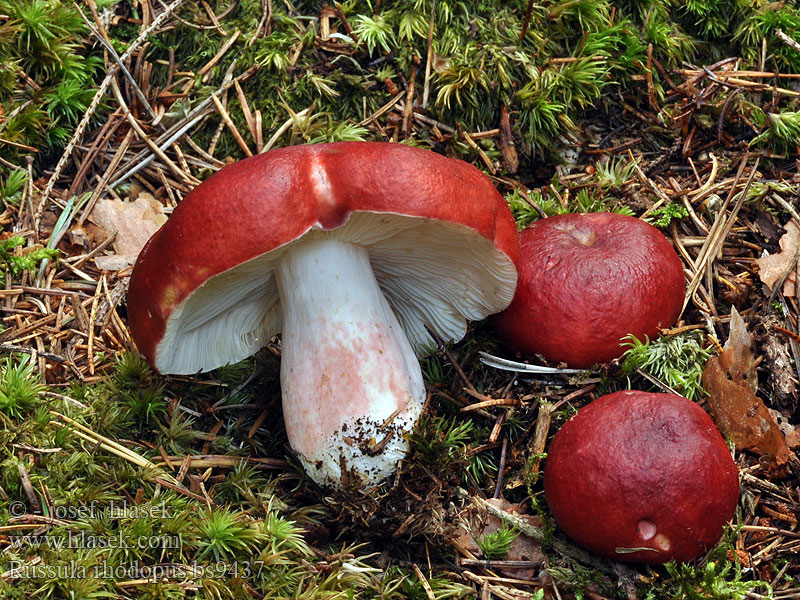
154;211;518;375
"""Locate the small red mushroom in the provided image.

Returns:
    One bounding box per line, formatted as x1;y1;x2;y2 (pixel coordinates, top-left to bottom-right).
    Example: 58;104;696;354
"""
543;390;740;563
493;212;686;368
127;142;519;489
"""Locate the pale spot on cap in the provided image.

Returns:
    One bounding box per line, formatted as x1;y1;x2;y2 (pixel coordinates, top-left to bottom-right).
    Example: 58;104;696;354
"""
653;533;671;552
637;519;657;541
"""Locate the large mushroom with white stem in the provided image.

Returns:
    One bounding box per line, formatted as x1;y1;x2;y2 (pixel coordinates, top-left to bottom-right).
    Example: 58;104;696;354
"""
127;142;519;488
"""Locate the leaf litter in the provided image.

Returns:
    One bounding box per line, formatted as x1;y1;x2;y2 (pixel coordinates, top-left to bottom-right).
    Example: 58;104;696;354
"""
88;193;167;271
702;307;792;469
755;219;800;298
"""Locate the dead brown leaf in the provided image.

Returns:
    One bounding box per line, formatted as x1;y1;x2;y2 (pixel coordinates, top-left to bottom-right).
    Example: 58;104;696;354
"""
89;193;167;271
702;308;791;469
755;219;799;298
452;498;544;580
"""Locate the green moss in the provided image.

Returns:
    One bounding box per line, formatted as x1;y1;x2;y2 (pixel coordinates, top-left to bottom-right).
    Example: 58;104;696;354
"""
0;0;105;163
645;202;690;228
476;521;519;560
650;533;773;599
621;332;713;400
0;355;43;419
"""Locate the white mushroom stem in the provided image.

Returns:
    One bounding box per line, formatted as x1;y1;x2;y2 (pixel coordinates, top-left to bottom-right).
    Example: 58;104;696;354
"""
275;237;426;488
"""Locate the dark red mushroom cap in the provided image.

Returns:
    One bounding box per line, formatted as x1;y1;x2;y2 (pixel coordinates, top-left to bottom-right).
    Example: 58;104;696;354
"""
543;390;740;564
493;212;686;368
127;142;519;374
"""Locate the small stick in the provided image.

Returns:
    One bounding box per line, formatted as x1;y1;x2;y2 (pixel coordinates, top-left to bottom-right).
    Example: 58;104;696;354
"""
254;110;263;152
234;80;256;141
358;91;405;126
166;47;175;87
155;166;177;206
526;400;552;482
775;29;800;53
171;142;192;182
478;351;585;375
76;127;134;225
460;559;543;569
184;136;227;167
50;411;180;485
68;231;117;271
396;105;456;133
199;30;241;83
111;78;199;186
635;367;681;395
200;0;227;35
335;4;358;41
75;4;158;123
519;0;535;41
402;64;417;136
672;68;800;97
690;152;719;197
717;88;744;144
24;156;36;240
211;92;253;157
488;411;505;444
469;128;501;139
248;0;273;46
492;437;509;499
67;110;125;198
645;43;657;113
0;138;37;152
86;276;105;376
262;106;312;153
412;564;437;600
207;101;229;156
421;0;436;108
462;130;496;173
0;344;65;363
157;455;288;470
461;396;518;412
433;334;479;395
17;463;42;514
247;409;270;438
153;476;208;503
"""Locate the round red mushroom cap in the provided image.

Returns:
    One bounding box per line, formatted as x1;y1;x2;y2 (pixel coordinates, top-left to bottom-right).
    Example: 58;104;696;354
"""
543;390;740;564
492;212;686;368
127;142;519;375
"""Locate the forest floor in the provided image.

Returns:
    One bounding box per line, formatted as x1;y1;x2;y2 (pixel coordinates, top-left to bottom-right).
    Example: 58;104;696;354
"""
1;1;799;599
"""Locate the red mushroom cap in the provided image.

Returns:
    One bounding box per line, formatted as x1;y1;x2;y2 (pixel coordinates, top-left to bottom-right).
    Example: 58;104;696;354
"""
543;390;739;564
492;212;686;368
127;142;519;374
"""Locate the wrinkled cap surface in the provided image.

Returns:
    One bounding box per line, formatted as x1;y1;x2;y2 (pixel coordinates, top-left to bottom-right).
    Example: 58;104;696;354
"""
543;390;740;564
493;212;686;367
127;142;519;374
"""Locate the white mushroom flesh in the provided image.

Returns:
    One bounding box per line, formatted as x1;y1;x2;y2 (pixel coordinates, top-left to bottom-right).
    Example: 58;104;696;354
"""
275;237;425;487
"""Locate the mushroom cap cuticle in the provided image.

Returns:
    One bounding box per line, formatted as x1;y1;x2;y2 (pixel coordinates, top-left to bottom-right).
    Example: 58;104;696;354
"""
493;211;686;368
543;390;739;564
